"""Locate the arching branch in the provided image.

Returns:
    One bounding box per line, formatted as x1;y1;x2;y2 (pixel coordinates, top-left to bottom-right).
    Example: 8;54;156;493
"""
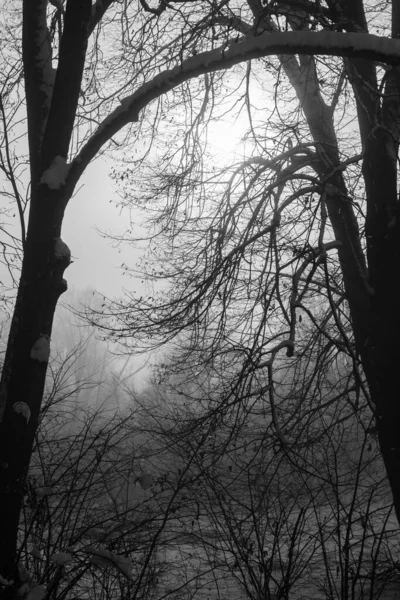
68;30;400;191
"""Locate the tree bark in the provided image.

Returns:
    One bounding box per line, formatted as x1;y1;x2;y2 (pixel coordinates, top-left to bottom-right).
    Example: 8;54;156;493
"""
270;1;400;523
0;189;70;585
340;0;400;521
0;0;91;589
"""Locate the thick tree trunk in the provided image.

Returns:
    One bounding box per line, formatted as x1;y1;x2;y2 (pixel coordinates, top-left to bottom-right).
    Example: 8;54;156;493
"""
0;0;92;586
363;127;400;521
282;48;400;520
329;0;400;524
0;188;70;587
345;55;400;522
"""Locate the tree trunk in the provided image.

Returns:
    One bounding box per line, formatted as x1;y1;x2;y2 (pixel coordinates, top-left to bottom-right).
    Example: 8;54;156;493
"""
280;49;400;522
0;188;70;586
364;125;400;521
0;0;92;585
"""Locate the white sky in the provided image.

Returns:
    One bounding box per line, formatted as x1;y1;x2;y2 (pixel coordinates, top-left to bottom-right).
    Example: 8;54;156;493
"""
62;157;140;298
62;113;249;297
56;117;249;389
56;158;153;390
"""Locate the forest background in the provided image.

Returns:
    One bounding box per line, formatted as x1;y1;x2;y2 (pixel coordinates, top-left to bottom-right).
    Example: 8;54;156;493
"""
1;1;400;599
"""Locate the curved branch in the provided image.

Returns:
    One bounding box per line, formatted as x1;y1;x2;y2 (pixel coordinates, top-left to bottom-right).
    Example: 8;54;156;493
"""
68;31;400;191
88;0;114;36
41;0;92;167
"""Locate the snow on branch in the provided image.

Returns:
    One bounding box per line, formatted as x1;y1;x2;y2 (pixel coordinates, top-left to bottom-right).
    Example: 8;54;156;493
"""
36;486;53;498
26;585;46;600
84;527;107;540
53;237;71;261
40;156;69;189
13;402;31;423
71;31;400;187
84;546;132;580
50;552;73;566
30;336;50;363
0;575;13;587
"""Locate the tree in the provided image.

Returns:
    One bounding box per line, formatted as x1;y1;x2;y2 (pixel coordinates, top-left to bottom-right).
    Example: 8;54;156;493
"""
1;0;400;592
96;0;400;564
17;331;212;600
137;361;400;600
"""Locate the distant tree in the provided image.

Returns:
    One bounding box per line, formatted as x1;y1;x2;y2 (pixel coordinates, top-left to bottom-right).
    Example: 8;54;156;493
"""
1;0;400;592
141;357;399;600
18;341;204;600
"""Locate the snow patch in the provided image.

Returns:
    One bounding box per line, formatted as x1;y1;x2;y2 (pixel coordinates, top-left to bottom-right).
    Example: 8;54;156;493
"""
85;527;106;541
30;336;50;363
26;585;46;600
84;546;132;579
36;486;53;498
18;583;30;596
40;156;69;189
18;563;31;583
0;575;14;586
13;402;31;423
30;546;42;559
49;0;64;12
54;238;71;261
50;552;73;566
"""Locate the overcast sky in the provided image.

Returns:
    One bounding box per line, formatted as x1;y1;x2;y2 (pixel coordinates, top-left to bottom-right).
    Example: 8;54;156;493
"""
62;157;141;298
62;113;249;297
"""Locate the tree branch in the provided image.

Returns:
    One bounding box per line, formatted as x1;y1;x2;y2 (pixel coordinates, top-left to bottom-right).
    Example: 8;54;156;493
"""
88;0;115;36
69;30;400;190
41;0;92;168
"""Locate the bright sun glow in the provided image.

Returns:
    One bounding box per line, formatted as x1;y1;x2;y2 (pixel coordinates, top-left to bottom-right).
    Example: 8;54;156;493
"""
205;118;249;166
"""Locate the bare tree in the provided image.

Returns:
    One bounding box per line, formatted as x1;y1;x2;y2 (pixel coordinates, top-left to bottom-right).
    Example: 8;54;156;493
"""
139;356;400;600
1;0;400;591
93;0;400;545
18;339;208;600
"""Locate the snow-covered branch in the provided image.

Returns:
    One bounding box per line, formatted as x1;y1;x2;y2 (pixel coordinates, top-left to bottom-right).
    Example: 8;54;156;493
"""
69;31;400;188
